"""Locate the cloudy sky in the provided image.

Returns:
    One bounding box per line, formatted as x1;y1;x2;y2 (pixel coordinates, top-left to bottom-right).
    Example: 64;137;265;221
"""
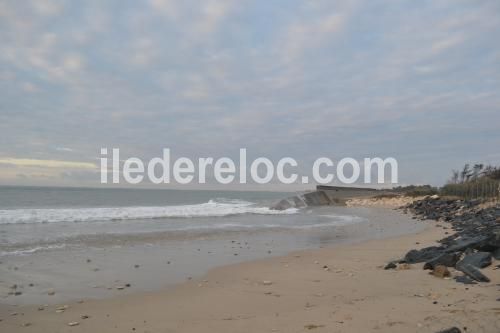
0;0;499;189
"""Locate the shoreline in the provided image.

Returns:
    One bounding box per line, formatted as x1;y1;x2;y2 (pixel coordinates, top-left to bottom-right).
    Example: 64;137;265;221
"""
0;206;426;306
1;206;498;332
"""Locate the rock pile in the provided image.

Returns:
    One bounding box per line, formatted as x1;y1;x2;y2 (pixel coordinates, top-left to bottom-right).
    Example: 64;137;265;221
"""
391;196;499;283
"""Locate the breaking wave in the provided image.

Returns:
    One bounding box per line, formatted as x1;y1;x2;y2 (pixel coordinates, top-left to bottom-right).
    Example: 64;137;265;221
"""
0;199;298;225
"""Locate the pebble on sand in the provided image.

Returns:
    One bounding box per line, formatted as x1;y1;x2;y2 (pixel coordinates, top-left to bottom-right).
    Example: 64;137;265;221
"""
396;263;411;270
56;305;69;313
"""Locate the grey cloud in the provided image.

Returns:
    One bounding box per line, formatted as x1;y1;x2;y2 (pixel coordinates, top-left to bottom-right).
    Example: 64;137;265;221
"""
0;0;499;188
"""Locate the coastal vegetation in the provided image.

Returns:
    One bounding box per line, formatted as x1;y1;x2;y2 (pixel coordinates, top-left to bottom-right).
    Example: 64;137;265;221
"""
442;164;500;200
392;164;500;200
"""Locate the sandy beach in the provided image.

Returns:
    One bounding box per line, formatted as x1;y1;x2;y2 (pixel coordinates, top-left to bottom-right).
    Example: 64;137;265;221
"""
0;197;427;307
1;209;498;333
2;0;500;331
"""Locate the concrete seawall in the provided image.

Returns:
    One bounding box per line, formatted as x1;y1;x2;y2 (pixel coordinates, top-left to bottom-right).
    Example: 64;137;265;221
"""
271;185;389;210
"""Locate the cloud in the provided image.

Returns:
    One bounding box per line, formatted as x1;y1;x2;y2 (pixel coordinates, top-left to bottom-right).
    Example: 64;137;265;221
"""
193;0;234;35
0;158;96;169
55;147;74;152
149;0;177;19
430;35;466;55
31;0;64;17
62;53;85;72
0;0;499;188
21;82;39;93
280;11;349;64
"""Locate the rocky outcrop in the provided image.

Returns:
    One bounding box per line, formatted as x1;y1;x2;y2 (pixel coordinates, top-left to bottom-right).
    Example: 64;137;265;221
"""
393;197;500;283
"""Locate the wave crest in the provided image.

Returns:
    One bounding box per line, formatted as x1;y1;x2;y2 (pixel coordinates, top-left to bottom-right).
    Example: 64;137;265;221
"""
0;199;298;224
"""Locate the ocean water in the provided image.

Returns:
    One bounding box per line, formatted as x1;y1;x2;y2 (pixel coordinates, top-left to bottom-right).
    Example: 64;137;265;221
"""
0;186;363;256
0;186;426;305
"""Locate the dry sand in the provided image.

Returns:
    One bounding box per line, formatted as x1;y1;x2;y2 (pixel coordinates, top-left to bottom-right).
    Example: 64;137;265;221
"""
346;195;426;208
1;217;499;333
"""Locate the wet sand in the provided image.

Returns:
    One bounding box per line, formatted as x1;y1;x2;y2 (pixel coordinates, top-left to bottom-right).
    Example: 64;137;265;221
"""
0;207;426;305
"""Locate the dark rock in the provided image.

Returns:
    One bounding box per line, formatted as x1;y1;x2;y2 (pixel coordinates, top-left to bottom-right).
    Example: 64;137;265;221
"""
270;199;293;210
454;275;477;285
436;327;461;333
404;246;443;264
463;248;474;255
384;262;397;270
399;198;499;285
444;235;489;253
455;263;490;282
492;248;500;260
486;230;500;247
456;252;492;269
423;253;460;270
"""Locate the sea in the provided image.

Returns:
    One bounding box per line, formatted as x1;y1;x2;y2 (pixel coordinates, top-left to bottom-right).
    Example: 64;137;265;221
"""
0;186;426;305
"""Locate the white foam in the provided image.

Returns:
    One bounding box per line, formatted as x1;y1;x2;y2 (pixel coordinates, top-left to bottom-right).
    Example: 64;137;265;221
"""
1;244;67;256
0;199;298;225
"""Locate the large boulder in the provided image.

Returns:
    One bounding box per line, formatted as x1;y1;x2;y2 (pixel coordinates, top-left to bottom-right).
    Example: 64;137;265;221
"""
486;230;500;247
456;252;492;269
444;235;489;253
455;263;490;282
270;199;293;210
423;252;460;270
270;193;312;210
404;246;443;264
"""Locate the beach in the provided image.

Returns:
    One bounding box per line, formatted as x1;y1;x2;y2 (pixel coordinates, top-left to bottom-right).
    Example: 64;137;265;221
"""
1;214;499;332
0;187;425;306
2;0;500;331
1;188;499;332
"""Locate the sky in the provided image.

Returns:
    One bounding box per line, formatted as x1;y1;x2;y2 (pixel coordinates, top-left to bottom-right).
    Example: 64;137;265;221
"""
0;0;499;190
